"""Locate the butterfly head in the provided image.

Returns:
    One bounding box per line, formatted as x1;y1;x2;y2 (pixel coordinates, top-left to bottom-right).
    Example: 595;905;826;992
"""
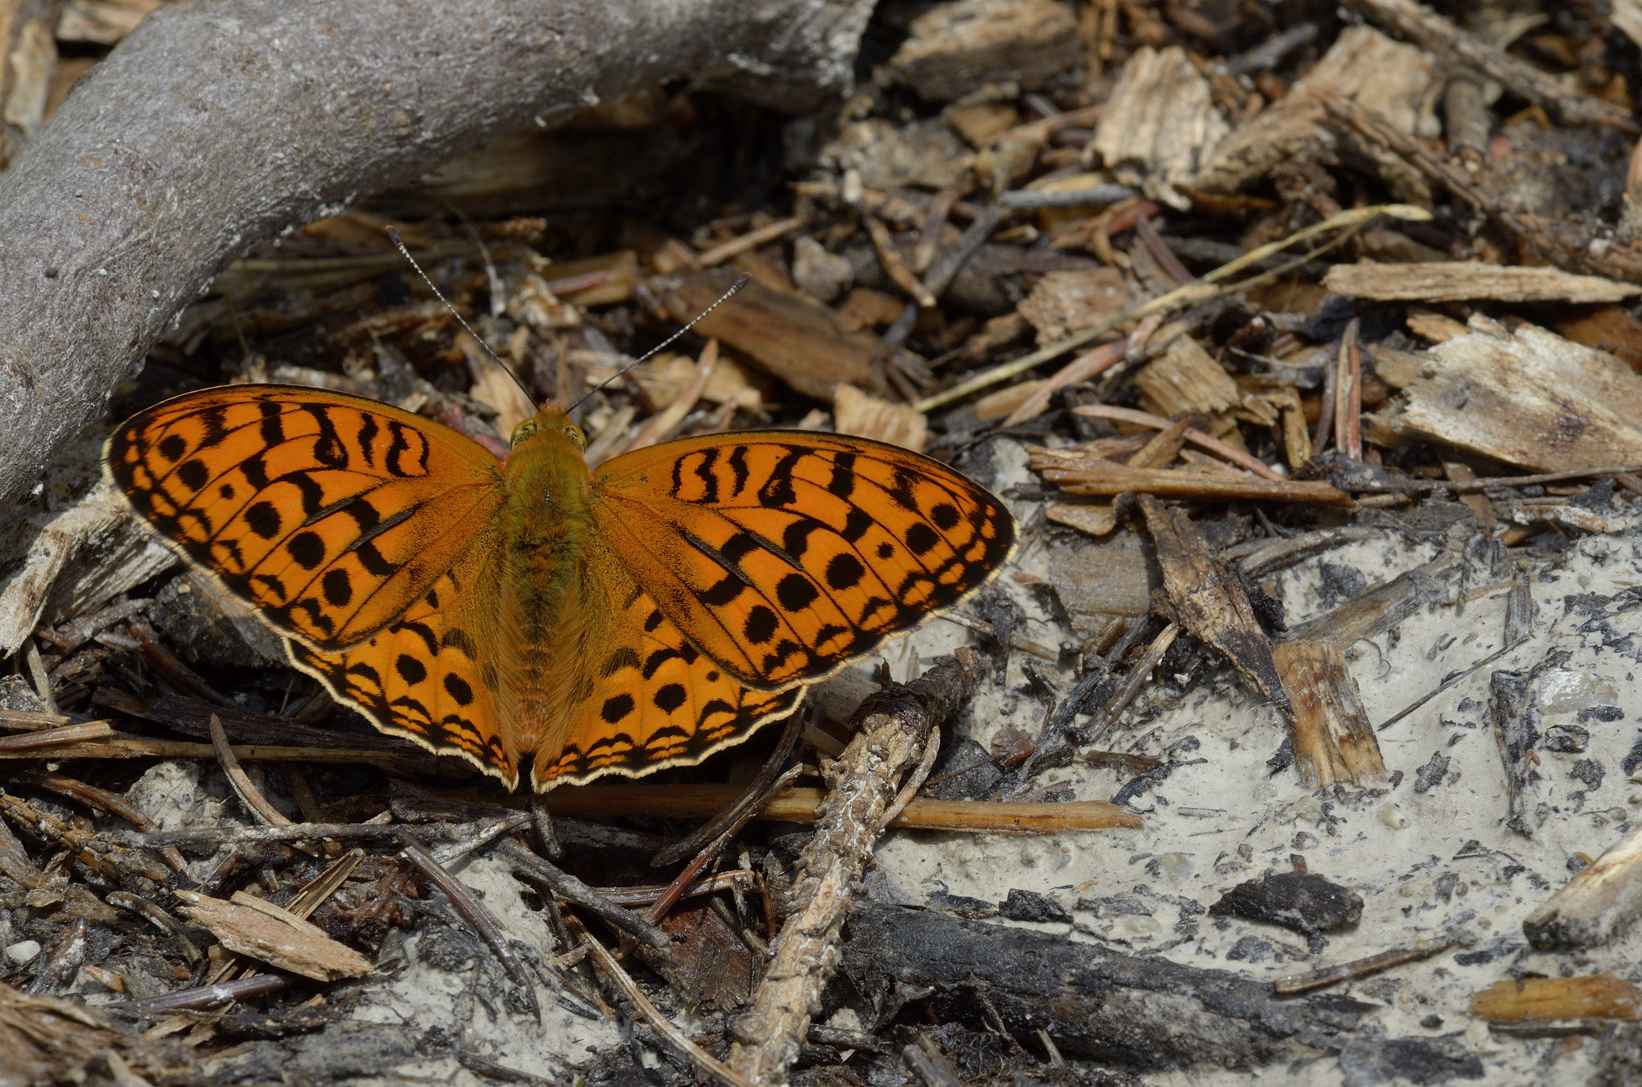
509;406;587;453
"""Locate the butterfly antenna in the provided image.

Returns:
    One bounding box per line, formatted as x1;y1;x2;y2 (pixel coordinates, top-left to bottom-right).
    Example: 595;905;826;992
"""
565;276;747;417
387;227;535;406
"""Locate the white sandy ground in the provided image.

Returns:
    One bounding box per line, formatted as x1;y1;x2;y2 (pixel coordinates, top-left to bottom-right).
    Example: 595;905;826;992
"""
864;480;1642;1085
95;441;1642;1083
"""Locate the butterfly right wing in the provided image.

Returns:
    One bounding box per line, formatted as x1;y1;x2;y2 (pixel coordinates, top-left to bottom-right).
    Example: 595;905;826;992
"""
528;545;802;792
107;385;505;650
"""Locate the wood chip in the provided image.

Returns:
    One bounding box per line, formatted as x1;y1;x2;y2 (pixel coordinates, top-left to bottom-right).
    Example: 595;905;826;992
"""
1198;26;1437;195
943;100;1020;147
1324;261;1641;303
58;1;162;46
885;0;1080;103
664;269;887;401
1523;821;1642;951
630;352;763;413
1488;670;1550;838
1135;334;1240;419
832;384;927;452
175;890;372;981
1370;320;1642;472
0;489;177;657
1092;46;1229;206
1472;976;1642;1023
1045;501;1117;538
1017;267;1132;342
1138;496;1289;716
1271;639;1385;785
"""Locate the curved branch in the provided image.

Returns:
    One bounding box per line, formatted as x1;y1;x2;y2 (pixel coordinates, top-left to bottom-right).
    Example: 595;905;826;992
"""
0;0;871;508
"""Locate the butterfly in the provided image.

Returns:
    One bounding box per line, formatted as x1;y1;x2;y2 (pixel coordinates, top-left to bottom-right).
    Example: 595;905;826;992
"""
105;384;1016;793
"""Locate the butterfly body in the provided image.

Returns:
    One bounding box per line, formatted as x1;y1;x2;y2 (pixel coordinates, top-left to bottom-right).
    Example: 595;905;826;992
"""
108;385;1014;792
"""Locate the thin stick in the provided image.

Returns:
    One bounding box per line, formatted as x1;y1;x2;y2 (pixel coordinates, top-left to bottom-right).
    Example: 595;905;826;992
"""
652;707;807;868
1072;404;1284;481
499;839;669;952
209;713;292;828
876;730;940;834
582;932;753;1087
0;721;114;751
696;215;805;267
1273;936;1455;995
647;764;803;925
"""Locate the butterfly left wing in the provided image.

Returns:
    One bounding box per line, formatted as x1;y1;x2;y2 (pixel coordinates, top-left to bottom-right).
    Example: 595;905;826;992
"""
106;385;504;649
589;431;1014;689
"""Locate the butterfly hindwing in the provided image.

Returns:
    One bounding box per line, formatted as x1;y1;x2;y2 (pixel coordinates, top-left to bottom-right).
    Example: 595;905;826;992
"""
107;385;504;650
287;554;518;788
530;547;804;791
590;431;1015;689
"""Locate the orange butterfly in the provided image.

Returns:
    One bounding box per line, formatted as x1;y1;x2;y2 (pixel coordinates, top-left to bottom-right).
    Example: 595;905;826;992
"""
106;386;1015;792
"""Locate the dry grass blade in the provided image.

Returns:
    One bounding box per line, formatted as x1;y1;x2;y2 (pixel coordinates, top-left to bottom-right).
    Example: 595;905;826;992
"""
916;203;1429;412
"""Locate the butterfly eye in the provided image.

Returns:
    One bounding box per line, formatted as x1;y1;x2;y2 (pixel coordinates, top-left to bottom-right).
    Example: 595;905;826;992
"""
510;420;538;446
563;424;587;450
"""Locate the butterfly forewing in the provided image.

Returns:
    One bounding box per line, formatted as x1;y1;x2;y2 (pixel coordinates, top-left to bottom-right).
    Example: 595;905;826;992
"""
107;386;504;650
591;431;1015;689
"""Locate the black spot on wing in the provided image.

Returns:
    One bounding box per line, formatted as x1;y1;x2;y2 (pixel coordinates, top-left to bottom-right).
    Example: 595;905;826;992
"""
322;569;352;606
776;573;818;611
396;653;427;684
643;647;678;679
841;507;872;544
726;445;751;496
905;521;938;556
744;605;778;645
757;447;802;507
692;448;720;503
356;412;379;469
176;459;208;491
289;472;325;516
287;531;325;570
827;452;856;498
826;552;865;590
300;403;347;468
444;674;474;706
654;683;686;713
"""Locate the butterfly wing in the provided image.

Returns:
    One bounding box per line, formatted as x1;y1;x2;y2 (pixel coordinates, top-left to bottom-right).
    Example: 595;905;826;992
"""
287;549;520;788
590;431;1015;689
529;546;803;791
106;385;505;650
